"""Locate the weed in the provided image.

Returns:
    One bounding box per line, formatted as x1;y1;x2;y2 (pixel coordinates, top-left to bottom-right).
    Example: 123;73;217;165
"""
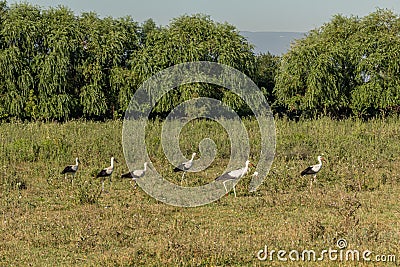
74;179;101;205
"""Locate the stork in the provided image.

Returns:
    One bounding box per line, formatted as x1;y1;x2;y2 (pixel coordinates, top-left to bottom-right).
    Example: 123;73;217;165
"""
301;155;326;191
96;157;118;192
215;160;253;197
121;162;148;188
174;153;196;185
61;157;80;185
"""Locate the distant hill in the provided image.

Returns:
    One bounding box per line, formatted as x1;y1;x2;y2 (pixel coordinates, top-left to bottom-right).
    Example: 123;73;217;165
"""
241;31;305;55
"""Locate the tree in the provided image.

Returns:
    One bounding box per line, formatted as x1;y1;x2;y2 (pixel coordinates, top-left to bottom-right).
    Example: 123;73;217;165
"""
349;9;400;116
253;52;280;104
274;9;400;117
0;3;41;119
129;14;255;116
35;6;80;120
0;3;142;121
78;13;139;118
139;18;157;46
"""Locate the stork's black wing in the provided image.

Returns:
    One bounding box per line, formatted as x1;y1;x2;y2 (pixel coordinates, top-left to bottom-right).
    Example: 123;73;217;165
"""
97;169;110;178
61;165;74;174
121;172;133;178
301;166;316;176
174;164;184;172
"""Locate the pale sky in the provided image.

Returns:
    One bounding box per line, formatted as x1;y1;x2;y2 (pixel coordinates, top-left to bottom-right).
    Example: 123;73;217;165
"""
7;0;400;32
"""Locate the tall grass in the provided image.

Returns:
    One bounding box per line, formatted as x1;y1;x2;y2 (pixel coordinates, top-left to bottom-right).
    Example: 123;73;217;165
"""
0;117;399;266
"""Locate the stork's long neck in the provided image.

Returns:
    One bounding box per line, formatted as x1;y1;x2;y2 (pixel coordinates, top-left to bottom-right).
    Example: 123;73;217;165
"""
111;158;114;168
190;154;195;162
242;161;249;176
143;163;147;172
318;157;322;166
75;158;79;166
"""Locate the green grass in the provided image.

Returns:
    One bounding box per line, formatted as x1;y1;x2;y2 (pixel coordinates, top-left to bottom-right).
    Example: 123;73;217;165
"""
1;117;400;266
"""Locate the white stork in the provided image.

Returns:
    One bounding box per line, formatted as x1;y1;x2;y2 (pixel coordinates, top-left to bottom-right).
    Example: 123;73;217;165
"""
174;152;196;185
301;155;326;191
96;157;118;192
215;160;253;197
61;157;80;185
121;162;148;188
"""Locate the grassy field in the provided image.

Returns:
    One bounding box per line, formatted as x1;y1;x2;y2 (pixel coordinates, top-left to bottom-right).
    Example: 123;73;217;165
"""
1;117;400;266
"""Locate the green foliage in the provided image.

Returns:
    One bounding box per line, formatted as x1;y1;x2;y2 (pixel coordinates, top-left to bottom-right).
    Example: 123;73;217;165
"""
2;3;400;120
275;9;400;117
0;3;141;121
130;14;256;115
77;13;140;118
0;3;260;121
253;52;280;103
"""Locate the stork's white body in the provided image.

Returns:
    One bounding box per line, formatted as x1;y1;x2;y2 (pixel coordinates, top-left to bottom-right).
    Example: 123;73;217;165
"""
61;157;80;185
174;153;196;185
121;162;148;188
301;156;325;191
215;160;252;197
97;157;116;192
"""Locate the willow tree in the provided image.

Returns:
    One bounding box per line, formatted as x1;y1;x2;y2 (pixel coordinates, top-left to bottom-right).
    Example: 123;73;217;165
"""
274;14;358;117
0;3;82;120
349;9;400;115
78;13;139;118
253;53;280;104
35;6;81;120
0;1;8;118
275;9;400;117
0;3;40;119
128;14;255;116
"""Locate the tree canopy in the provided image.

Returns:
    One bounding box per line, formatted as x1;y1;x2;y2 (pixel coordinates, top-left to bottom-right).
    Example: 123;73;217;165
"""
274;9;400;117
129;14;256;115
0;2;399;121
0;3;260;120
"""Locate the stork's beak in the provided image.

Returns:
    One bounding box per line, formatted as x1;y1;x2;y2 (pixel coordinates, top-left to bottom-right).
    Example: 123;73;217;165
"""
321;157;327;163
249;162;255;167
